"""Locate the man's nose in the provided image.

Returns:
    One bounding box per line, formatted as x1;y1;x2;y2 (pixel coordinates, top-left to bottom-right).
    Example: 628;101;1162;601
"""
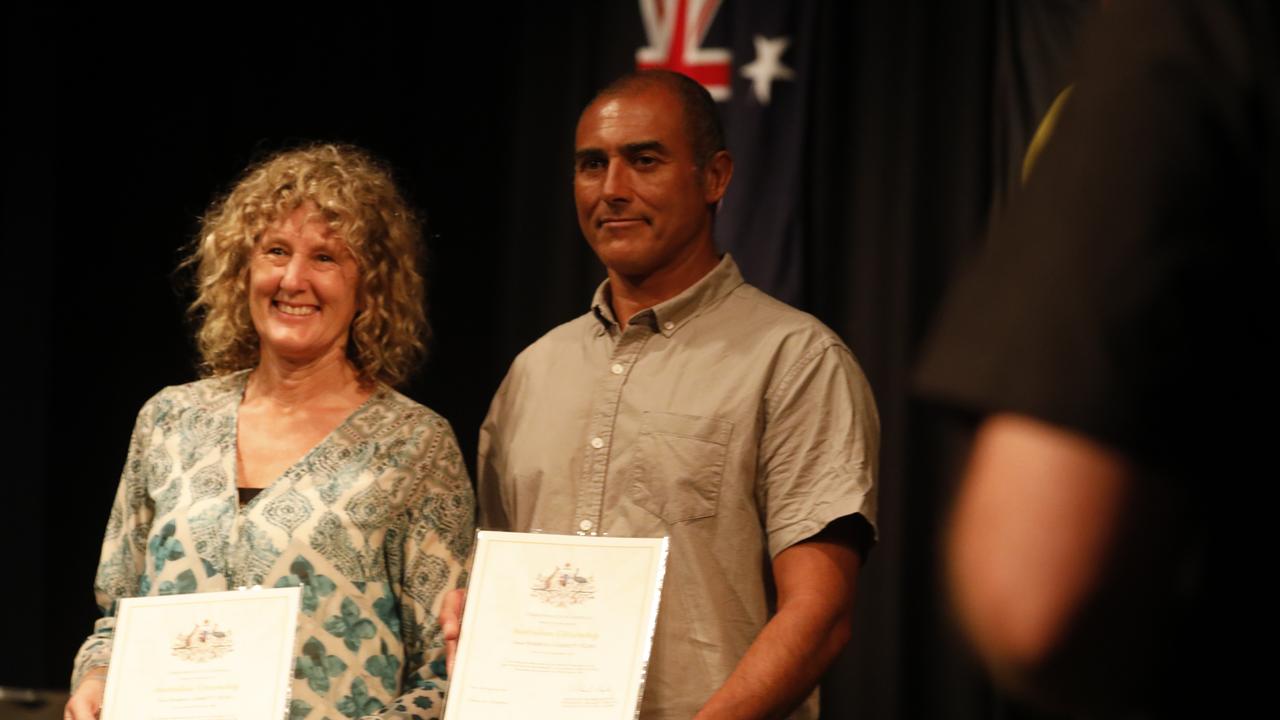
601;161;632;202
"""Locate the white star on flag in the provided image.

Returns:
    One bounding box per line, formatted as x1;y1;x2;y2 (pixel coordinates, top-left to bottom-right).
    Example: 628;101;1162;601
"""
740;34;795;105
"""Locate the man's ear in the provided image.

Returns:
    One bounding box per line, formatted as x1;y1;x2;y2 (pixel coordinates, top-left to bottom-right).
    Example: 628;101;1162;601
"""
702;150;734;204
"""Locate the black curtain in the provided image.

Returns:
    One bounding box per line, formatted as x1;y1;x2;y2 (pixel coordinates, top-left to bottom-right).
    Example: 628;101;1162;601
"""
8;2;1089;717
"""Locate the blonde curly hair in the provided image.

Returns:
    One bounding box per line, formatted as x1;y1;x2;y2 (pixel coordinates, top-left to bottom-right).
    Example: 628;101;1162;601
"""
185;143;428;387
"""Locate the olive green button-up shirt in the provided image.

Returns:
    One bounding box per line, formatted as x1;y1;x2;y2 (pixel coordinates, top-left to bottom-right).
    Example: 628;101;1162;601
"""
478;255;878;719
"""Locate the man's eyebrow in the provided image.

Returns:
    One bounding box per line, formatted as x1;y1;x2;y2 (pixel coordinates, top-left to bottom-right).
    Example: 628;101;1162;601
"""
573;141;669;165
622;140;667;155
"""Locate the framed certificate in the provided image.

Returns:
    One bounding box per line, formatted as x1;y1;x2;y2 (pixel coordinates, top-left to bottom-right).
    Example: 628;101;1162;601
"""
444;531;668;720
101;586;302;720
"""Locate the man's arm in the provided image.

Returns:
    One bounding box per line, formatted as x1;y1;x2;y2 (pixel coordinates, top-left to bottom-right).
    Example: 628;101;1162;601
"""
947;413;1178;710
693;516;863;720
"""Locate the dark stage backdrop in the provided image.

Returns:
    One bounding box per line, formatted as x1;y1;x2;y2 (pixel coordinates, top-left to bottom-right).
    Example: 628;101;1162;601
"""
8;2;1091;717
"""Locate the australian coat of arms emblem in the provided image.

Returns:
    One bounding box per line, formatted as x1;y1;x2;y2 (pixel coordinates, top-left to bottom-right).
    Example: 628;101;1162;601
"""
531;562;596;607
171;619;233;662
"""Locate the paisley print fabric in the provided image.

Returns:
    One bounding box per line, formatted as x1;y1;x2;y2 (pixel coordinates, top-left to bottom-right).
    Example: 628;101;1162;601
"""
72;371;475;720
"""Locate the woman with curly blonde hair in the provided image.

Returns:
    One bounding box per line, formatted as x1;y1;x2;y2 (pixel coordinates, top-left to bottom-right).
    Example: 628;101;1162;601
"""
190;143;430;386
67;144;475;720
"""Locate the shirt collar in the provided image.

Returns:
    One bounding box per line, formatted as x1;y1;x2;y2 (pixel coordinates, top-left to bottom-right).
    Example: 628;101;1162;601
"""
590;254;746;338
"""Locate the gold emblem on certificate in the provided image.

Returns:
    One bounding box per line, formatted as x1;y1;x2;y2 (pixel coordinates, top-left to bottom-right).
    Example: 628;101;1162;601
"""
171;619;234;662
532;562;597;607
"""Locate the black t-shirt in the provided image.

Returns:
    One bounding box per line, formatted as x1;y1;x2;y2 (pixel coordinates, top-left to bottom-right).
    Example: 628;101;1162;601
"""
918;0;1279;715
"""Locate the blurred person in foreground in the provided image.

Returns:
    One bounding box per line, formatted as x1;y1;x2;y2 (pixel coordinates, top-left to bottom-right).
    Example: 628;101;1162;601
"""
445;70;879;719
918;1;1279;716
65;144;475;720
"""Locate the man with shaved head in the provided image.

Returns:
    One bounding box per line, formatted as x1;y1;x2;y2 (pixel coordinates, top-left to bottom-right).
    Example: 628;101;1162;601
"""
452;70;879;719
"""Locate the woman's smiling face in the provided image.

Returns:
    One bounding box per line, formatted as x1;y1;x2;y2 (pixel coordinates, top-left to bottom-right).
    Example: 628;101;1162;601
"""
247;204;361;366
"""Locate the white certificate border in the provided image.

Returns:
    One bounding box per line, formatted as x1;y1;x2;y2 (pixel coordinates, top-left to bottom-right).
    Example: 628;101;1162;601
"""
445;530;669;720
626;535;668;720
101;586;302;720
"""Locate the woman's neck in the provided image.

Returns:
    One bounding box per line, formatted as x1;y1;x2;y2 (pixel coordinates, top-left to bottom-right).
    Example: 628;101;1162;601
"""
247;347;369;411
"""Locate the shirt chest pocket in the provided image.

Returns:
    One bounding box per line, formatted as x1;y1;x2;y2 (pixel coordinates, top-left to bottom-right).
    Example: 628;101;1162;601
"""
630;411;734;524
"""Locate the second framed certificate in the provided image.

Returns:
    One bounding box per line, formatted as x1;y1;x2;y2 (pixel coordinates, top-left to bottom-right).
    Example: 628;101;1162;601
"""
101;586;301;720
445;531;668;719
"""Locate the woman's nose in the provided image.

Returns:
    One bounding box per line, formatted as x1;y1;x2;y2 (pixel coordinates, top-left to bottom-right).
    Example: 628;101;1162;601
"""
279;255;308;291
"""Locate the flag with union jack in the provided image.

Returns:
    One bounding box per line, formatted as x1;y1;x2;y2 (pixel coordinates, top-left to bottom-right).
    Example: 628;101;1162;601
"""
635;0;816;305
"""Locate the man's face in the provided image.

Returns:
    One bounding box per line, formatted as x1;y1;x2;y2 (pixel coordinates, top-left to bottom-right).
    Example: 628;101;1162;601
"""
573;86;726;280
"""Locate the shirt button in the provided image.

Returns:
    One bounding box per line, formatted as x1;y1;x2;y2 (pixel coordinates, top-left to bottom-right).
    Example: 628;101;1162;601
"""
664;321;674;330
579;519;593;531
590;437;604;449
610;363;625;375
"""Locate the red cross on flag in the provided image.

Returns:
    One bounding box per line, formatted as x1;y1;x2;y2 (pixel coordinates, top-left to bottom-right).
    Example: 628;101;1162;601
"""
636;0;733;100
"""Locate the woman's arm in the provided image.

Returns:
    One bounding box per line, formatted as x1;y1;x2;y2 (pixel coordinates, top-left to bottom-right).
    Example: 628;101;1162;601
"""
369;418;475;720
66;397;160;718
